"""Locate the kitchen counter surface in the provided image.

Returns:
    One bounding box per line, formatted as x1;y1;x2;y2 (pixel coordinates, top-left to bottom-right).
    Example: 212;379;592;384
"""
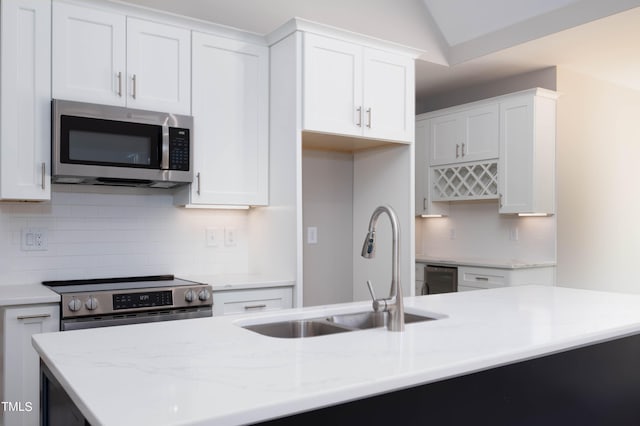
415;255;556;269
33;286;640;426
181;273;295;291
0;284;60;306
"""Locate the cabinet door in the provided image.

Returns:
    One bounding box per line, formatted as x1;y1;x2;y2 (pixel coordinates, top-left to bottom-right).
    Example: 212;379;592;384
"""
362;48;414;142
126;18;191;114
303;33;363;137
0;0;51;201
3;305;59;426
52;2;126;106
415;119;449;216
429;113;461;165
187;32;269;206
461;104;499;162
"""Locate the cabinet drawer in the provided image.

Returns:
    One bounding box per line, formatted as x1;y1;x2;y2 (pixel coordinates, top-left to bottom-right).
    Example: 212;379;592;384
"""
458;266;508;289
212;287;293;316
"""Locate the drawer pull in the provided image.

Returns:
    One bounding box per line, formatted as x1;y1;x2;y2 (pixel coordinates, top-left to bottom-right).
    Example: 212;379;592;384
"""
17;313;51;320
474;277;490;281
244;304;267;310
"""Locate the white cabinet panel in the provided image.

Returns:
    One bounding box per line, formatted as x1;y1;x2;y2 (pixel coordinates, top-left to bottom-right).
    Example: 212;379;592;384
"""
126;18;190;114
0;0;51;201
415;118;449;216
52;2;125;106
2;304;59;426
52;3;191;114
175;32;268;206
212;287;293;316
303;33;414;143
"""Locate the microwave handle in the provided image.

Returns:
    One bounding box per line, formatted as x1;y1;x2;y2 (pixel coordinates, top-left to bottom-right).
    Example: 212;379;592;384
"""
161;125;170;170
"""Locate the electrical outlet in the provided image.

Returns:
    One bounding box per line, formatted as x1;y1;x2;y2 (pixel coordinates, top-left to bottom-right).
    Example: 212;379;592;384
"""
21;228;48;251
224;227;237;247
449;228;456;240
509;227;519;241
307;226;318;244
205;227;221;247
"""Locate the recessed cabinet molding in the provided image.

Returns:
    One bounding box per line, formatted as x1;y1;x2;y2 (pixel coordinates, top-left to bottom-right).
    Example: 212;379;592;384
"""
0;0;51;201
174;31;269;207
52;1;191;114
1;304;59;426
302;31;415;143
416;88;557;214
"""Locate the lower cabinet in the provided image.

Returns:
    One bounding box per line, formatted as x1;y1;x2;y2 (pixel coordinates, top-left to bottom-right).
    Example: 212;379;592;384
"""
1;304;59;426
212;287;293;316
458;266;555;291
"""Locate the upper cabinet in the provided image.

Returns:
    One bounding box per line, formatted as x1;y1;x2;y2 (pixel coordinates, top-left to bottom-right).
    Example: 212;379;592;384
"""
498;90;557;215
52;2;190;114
174;32;269;207
302;33;414;143
0;0;51;201
416;88;557;215
429;104;499;166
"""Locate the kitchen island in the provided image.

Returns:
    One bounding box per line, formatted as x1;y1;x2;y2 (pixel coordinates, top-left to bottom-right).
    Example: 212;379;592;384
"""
33;286;640;425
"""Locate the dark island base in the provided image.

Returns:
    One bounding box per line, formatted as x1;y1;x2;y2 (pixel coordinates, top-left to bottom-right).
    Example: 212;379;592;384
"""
261;333;640;426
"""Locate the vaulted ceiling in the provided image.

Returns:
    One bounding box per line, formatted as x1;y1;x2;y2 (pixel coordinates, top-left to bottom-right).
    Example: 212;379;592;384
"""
122;0;640;101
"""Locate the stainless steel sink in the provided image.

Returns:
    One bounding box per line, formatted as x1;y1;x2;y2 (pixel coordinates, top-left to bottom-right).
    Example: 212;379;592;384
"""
242;319;351;338
326;311;436;329
242;311;437;338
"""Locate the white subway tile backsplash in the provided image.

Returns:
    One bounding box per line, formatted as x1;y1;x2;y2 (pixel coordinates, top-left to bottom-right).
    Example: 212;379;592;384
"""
0;189;249;285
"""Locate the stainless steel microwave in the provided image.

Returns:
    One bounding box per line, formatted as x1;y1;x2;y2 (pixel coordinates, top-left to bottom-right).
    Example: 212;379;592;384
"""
52;99;193;188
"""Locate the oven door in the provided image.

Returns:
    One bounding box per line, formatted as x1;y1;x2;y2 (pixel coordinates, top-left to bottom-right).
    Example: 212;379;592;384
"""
424;265;458;295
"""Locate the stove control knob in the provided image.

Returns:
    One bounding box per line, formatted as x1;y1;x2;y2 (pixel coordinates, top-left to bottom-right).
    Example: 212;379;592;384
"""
67;297;82;312
184;289;195;303
85;296;98;311
198;289;211;302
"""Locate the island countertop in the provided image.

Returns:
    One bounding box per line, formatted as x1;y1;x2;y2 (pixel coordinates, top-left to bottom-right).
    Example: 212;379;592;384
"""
32;286;640;426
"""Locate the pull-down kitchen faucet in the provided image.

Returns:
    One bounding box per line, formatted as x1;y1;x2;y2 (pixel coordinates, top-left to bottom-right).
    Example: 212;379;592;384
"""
361;205;404;332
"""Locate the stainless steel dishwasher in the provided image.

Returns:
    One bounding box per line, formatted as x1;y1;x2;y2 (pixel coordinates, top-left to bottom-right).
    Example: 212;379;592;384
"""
421;265;458;295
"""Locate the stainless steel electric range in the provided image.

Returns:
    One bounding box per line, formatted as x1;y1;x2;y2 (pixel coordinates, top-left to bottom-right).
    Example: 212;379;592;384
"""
43;275;212;331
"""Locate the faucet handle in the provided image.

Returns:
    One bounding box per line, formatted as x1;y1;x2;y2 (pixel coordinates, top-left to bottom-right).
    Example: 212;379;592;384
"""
366;280;376;301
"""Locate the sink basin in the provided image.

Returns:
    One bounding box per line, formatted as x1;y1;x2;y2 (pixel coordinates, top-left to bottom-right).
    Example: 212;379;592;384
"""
242;311;438;338
326;311;436;329
242;319;350;338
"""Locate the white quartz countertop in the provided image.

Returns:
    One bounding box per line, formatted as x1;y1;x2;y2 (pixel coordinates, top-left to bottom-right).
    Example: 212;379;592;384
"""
181;273;295;291
0;284;60;306
32;286;640;426
415;255;556;269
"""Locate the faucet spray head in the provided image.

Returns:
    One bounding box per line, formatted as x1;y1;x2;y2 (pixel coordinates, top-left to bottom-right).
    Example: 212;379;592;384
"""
361;230;376;259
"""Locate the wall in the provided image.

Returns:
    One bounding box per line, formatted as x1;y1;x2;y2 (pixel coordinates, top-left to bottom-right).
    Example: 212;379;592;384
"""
556;68;640;293
416;200;556;262
417;67;557;113
0;187;249;285
302;150;354;306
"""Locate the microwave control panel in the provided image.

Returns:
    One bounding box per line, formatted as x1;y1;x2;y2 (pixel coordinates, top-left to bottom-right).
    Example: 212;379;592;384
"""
168;127;190;171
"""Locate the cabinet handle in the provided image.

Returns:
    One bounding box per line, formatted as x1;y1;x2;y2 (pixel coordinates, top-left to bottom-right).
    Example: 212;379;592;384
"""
244;304;267;310
423;197;428;211
499;193;503;208
41;162;46;190
196;172;201;195
132;74;137;99
366;107;372;128
17;313;51;320
456;144;460;158
117;72;122;97
461;143;465;157
356;106;362;127
474;277;489;281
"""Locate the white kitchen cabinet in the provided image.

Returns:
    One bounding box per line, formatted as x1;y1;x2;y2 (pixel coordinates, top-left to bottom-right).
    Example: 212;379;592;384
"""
458;265;555;291
52;2;190;114
1;304;59;426
212;287;293;316
498;89;557;214
429;104;499;166
303;32;414;143
174;32;269;206
0;0;51;201
415;118;449;216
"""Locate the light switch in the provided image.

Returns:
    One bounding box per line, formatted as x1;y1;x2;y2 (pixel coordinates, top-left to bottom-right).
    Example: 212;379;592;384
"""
205;227;221;247
21;228;48;251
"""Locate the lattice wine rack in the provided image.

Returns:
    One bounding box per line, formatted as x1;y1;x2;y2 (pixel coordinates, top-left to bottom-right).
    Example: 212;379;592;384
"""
431;161;499;201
